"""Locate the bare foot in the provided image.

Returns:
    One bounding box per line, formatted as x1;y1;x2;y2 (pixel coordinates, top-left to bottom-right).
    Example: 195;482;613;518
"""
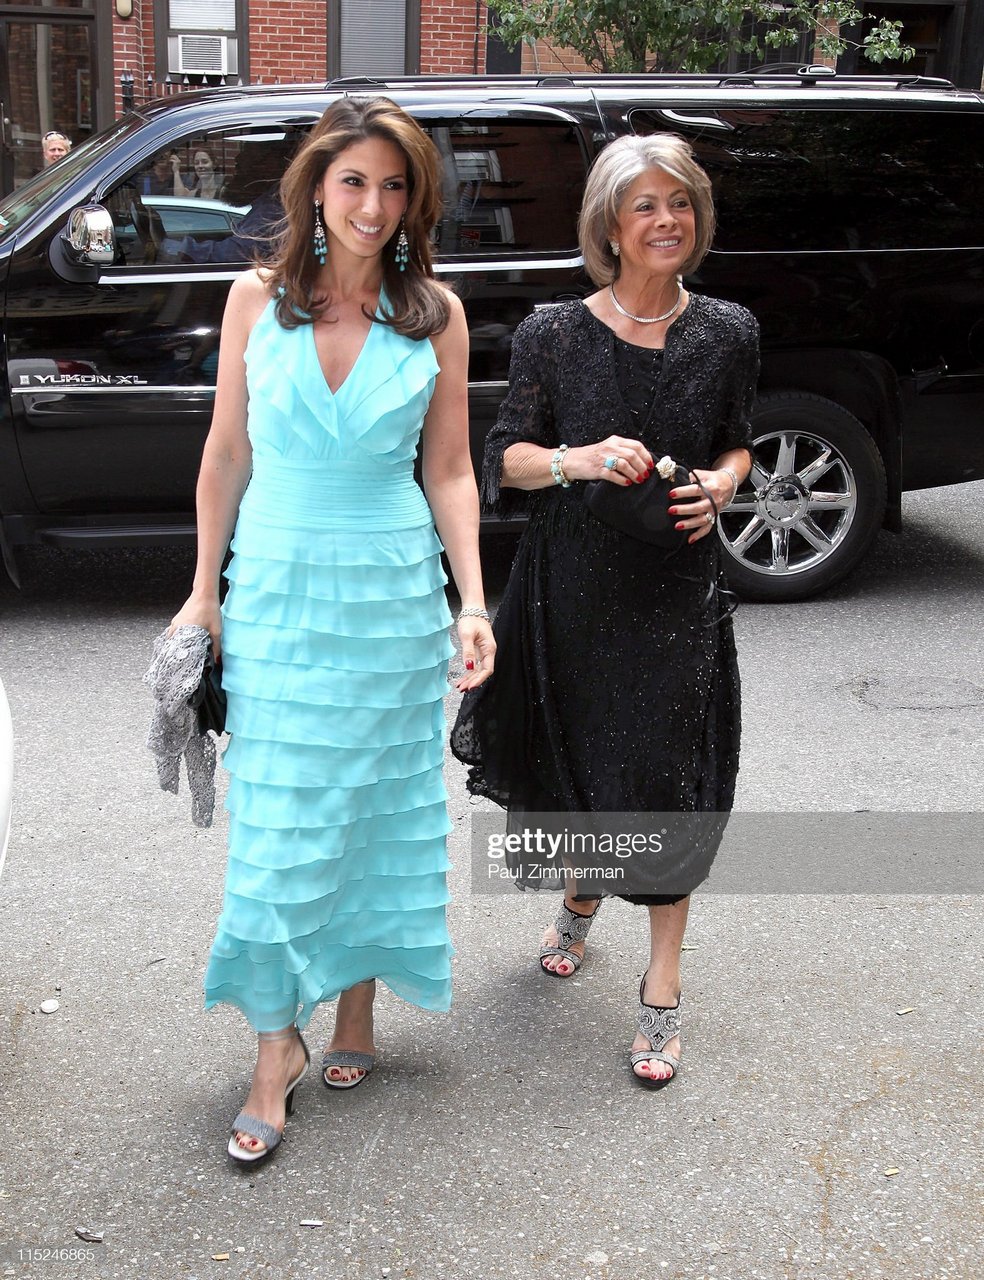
232;1029;308;1157
323;979;377;1086
631;972;681;1085
539;896;601;976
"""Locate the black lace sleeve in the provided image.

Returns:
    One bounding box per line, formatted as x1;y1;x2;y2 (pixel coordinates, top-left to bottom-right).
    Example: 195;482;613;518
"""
481;314;557;517
710;312;760;462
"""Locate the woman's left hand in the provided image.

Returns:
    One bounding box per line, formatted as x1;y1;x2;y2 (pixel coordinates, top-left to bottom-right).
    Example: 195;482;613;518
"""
455;617;496;692
668;468;735;545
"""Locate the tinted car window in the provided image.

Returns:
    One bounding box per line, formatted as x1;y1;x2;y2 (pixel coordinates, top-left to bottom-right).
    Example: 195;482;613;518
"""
428;120;585;258
104;123;307;266
631;109;984;251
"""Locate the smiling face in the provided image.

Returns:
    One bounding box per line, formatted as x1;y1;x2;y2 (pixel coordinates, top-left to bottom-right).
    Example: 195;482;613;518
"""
193;151;214;175
315;136;408;264
611;166;696;278
42;135;70;166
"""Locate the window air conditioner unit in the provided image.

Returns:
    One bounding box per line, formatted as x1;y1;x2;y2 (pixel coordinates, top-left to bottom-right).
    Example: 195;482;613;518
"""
171;34;237;76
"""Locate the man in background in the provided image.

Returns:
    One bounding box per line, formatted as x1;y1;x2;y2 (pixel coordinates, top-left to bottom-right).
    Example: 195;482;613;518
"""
41;131;71;166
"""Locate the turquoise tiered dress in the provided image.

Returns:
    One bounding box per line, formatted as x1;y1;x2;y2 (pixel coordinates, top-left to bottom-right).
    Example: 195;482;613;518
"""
203;297;455;1032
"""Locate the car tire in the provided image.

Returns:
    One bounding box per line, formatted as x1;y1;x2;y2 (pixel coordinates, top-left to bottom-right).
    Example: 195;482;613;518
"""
717;392;888;602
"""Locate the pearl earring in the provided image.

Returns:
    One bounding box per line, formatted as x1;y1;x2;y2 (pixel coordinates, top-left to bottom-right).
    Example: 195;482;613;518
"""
609;240;620;257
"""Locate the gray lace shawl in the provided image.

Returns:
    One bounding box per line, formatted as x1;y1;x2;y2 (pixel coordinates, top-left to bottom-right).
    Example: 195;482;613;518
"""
143;624;219;828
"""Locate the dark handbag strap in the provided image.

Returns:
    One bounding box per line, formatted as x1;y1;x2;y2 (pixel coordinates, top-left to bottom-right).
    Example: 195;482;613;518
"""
664;467;738;627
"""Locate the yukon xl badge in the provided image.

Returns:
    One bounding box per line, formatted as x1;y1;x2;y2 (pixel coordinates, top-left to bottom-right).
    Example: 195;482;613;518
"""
17;373;150;386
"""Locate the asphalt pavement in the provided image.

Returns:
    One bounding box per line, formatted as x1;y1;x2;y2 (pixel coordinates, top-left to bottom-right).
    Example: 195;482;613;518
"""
0;482;982;1280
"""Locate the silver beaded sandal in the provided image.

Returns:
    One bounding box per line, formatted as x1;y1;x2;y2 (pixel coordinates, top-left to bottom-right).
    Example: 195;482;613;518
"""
228;1026;310;1164
630;976;681;1091
538;899;602;977
321;1049;376;1090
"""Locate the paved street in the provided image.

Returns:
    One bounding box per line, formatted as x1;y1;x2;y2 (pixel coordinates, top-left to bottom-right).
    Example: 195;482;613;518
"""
0;483;982;1280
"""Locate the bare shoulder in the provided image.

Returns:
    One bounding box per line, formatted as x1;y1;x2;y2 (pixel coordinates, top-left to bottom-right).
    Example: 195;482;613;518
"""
436;282;466;319
430;286;468;358
225;269;275;335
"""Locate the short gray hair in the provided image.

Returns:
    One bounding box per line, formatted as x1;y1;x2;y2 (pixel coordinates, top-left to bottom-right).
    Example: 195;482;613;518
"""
578;134;716;286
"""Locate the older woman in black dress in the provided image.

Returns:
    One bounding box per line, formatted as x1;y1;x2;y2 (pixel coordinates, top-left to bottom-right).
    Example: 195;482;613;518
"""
451;133;759;1089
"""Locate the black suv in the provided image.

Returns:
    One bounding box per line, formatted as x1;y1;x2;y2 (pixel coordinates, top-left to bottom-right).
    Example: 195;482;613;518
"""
1;71;982;600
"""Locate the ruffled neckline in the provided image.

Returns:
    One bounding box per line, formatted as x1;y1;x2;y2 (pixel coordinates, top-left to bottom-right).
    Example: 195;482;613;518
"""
245;296;440;457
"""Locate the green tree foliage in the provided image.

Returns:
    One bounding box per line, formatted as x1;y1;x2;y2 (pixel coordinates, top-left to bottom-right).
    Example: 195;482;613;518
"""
486;0;913;74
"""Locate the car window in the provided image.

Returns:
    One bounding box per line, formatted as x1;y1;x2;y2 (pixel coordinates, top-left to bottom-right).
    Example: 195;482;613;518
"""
631;108;984;252
103;122;308;267
426;120;585;259
152;201;245;234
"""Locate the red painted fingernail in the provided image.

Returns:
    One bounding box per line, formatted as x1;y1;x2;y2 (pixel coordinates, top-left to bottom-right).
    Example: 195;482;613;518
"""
668;507;677;515
675;522;684;530
465;659;474;670
668;490;678;498
635;476;645;484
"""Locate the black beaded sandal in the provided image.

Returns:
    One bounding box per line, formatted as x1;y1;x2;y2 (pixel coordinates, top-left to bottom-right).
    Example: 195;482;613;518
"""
538;899;602;977
630;976;681;1090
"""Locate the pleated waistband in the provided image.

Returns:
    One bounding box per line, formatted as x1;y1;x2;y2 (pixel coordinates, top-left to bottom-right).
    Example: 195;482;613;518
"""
241;457;433;530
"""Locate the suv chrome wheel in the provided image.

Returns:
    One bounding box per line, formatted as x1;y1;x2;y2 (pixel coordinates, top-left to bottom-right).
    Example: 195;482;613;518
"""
718;393;887;602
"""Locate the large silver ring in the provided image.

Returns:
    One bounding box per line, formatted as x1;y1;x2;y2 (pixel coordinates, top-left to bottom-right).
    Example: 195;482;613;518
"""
704;511;714;524
604;455;619;471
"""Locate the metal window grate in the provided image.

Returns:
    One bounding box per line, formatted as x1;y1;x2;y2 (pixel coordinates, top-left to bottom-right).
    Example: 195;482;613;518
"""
169;0;236;32
341;0;406;77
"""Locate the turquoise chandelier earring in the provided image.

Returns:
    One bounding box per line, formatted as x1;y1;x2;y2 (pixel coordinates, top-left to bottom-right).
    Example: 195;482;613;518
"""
312;199;327;266
395;219;409;272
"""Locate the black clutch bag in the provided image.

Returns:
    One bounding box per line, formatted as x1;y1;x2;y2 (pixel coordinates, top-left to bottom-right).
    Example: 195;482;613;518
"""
190;647;227;735
584;458;696;549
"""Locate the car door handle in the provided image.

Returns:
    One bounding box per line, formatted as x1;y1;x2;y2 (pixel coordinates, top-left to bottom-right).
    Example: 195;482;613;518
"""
912;359;947;391
658;109;734;132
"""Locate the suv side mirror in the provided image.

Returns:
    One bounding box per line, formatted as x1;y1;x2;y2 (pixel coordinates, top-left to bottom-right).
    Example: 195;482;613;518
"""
61;204;116;266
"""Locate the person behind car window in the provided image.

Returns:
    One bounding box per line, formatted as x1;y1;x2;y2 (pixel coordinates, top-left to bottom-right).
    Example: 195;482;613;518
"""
451;132;760;1093
41;131;71;167
167;96;494;1165
172;147;225;200
158;138;296;264
139;151;175;197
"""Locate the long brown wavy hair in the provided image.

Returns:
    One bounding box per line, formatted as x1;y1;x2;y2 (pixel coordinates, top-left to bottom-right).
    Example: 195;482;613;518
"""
268;97;450;340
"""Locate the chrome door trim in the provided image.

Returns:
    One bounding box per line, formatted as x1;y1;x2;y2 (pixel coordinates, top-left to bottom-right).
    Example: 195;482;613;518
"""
97;253;586;286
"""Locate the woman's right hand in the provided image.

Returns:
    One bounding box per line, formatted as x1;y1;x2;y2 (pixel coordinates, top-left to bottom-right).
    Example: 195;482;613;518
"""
564;435;653;486
169;592;223;661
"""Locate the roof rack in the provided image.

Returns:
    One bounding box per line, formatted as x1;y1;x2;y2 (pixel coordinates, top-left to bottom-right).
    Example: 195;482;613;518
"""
319;70;959;93
892;74;956;89
325;75;388;89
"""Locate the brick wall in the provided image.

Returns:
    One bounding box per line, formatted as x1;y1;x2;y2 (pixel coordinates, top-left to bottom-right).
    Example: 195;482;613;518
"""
420;0;487;73
113;3;156;116
248;2;327;84
109;0;489;119
521;40;598;76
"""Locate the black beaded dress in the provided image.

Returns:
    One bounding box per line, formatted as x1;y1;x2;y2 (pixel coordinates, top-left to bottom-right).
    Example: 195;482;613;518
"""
450;294;760;902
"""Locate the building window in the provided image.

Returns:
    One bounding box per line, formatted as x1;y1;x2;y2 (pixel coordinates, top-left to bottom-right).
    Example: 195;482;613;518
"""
859;4;946;75
328;0;420;77
157;0;247;83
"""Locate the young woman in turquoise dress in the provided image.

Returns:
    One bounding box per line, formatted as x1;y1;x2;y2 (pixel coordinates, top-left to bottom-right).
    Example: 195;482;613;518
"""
170;97;495;1163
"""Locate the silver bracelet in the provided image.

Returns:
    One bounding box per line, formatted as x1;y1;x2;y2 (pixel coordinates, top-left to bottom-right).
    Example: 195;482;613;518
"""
550;444;571;488
720;466;741;506
458;606;490;622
